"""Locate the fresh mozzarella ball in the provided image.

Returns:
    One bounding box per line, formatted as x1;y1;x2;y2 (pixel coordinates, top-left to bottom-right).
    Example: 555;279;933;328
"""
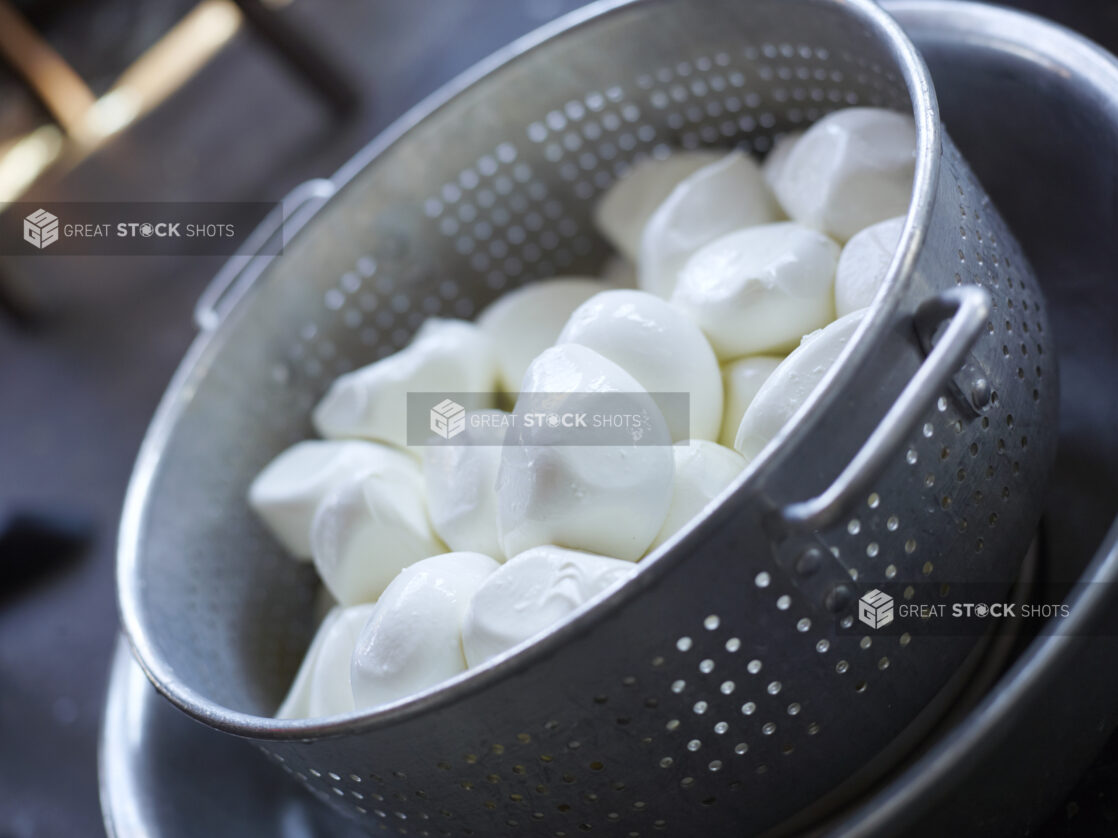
462;545;636;668
650;440;748;551
770;107;916;242
423;410;508;559
594;151;723;262
734;309;868;461
600;254;638;289
276;604;375;719
557;289;722;441
304;604;375;717
350;552;499;710
310;465;445;605
313;319;498;446
835;215;906;317
248;440;418;560
762;131;803;193
477;278;605;393
719;356;783;448
671;222;839;360
496;344;674;560
277;607;340;719
638;152;781;299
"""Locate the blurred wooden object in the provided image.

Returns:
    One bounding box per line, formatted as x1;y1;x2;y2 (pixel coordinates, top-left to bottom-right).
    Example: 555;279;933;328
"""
0;0;355;208
0;1;99;145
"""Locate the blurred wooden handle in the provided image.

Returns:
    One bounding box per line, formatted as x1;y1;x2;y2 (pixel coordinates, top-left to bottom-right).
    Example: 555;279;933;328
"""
0;1;96;140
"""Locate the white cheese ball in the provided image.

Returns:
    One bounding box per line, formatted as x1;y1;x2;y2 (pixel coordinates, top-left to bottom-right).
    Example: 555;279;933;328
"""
734;309;868;461
310;465;445;605
423;410;508;560
650;440;748;552
350;552;499;710
719;356;783;449
762;131;803;193
496;344;674;561
557;289;723;441
835;215;906;317
638;152;781;299
671;222;839;361
462;545;636;668
594;151;723;262
248;440;417;560
313;318;498;446
477;278;606;393
770;107;916;242
276;604;375;719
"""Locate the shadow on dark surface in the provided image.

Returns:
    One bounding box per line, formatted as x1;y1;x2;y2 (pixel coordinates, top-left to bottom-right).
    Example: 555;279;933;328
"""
0;510;93;604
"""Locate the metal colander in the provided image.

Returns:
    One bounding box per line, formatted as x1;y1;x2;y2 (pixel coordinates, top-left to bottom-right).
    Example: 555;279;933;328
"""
117;0;1058;834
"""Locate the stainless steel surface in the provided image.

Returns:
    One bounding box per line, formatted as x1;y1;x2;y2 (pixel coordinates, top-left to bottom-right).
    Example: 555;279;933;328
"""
91;543;1034;838
194;179;337;331
99;635;366;838
114;0;1057;834
815;2;1118;834
778;285;990;531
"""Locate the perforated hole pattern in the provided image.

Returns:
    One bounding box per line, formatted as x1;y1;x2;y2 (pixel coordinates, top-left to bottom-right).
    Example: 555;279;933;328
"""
133;2;1055;834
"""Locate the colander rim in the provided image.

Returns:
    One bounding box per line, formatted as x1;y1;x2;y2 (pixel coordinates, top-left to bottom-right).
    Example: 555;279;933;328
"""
117;0;941;739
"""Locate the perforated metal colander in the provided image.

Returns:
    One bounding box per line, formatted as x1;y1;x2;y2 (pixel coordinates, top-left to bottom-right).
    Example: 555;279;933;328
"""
117;0;1058;834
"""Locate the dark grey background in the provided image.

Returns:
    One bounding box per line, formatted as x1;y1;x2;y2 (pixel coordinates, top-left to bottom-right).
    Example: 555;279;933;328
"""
0;1;1115;836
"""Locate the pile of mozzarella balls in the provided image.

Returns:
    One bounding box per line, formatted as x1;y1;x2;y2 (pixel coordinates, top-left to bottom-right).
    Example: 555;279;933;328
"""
249;107;916;719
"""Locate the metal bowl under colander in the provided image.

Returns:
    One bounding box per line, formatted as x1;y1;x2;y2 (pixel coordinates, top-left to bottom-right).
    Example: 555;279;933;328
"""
117;0;1058;834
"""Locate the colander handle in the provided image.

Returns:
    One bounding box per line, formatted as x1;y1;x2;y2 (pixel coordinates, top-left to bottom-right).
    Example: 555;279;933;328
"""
779;284;992;531
193;179;336;331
